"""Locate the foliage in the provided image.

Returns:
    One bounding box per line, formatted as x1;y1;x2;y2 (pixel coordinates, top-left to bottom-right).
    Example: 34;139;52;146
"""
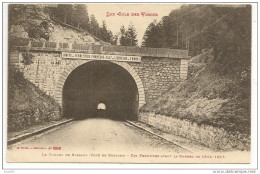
141;5;251;135
100;21;113;42
125;24;138;46
52;5;116;44
89;15;100;37
119;25;127;45
9;4;50;41
73;4;89;29
27;21;50;41
142;20;166;48
21;51;34;65
8;4;27;27
119;24;138;46
142;5;251;60
55;4;74;24
9;4;117;44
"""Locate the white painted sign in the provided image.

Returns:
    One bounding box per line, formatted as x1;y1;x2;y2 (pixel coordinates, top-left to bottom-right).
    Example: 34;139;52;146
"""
62;52;141;62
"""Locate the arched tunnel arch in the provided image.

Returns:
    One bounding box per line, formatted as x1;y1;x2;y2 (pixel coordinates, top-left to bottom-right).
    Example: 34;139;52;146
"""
61;60;142;121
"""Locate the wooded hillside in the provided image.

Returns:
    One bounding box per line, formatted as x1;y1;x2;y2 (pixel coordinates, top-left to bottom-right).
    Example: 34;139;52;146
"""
142;5;251;73
141;5;251;136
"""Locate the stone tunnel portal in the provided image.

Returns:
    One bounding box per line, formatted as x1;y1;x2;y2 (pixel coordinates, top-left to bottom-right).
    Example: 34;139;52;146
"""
62;61;139;120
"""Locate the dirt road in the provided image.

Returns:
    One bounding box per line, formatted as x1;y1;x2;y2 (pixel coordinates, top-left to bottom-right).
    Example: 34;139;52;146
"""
8;118;187;157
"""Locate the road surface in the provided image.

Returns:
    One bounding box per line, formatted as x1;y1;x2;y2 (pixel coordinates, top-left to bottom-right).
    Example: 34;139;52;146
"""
8;118;186;154
7;118;190;162
7;118;250;163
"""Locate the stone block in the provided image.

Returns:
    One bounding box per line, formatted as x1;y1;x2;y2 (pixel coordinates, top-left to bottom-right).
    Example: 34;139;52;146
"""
31;41;44;47
45;42;57;49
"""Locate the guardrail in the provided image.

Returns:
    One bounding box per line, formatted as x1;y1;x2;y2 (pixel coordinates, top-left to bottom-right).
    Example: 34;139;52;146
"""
10;38;190;59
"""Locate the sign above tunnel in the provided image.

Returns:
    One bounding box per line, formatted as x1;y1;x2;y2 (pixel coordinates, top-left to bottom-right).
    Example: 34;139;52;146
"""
62;52;141;63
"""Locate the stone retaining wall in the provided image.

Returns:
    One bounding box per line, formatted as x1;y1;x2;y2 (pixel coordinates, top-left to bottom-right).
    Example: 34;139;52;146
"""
139;112;250;151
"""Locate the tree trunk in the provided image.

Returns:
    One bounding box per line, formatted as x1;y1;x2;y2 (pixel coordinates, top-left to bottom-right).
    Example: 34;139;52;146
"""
64;14;67;24
176;23;179;47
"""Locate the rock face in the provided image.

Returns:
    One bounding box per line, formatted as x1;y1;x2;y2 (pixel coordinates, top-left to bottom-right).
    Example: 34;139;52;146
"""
47;22;97;44
9;25;29;38
9;4;102;45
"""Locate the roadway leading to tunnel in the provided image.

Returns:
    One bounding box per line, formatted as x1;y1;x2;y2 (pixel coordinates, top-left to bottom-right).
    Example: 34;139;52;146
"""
7;118;188;162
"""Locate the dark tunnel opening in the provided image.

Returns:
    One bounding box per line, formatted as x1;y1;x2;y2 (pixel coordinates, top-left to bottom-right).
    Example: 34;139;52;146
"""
62;61;139;121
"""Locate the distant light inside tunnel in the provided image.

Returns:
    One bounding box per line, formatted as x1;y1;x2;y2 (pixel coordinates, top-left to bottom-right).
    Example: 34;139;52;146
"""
97;103;106;110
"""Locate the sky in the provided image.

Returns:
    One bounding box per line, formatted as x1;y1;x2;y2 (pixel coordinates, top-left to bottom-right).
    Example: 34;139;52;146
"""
87;4;181;46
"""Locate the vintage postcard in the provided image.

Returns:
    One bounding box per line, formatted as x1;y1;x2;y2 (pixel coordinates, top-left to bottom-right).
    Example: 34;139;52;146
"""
4;2;255;165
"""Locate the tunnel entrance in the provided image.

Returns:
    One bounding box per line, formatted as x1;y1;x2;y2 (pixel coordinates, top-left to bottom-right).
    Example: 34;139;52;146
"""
62;61;139;120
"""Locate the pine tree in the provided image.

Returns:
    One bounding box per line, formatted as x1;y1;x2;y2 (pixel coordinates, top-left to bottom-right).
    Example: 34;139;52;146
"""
162;16;176;48
142;22;156;47
73;4;89;30
51;5;118;45
56;4;73;24
125;24;138;46
89;15;100;37
120;24;138;46
111;34;119;45
100;21;109;41
119;25;127;46
142;20;166;48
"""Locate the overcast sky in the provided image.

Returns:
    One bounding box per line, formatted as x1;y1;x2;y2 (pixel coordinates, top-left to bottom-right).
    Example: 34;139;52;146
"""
87;4;181;46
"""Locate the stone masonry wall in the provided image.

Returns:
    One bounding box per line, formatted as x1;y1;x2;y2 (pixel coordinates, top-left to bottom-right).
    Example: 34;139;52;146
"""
17;51;65;98
139;112;250;151
14;51;182;106
129;57;180;103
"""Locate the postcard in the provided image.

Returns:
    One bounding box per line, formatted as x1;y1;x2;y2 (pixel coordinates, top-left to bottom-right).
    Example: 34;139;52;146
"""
5;3;254;165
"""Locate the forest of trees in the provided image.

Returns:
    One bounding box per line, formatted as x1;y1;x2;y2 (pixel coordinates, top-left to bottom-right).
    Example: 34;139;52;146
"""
9;4;139;46
141;5;252;135
142;5;251;73
52;4;251;74
50;4;117;45
50;4;139;46
119;24;138;46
